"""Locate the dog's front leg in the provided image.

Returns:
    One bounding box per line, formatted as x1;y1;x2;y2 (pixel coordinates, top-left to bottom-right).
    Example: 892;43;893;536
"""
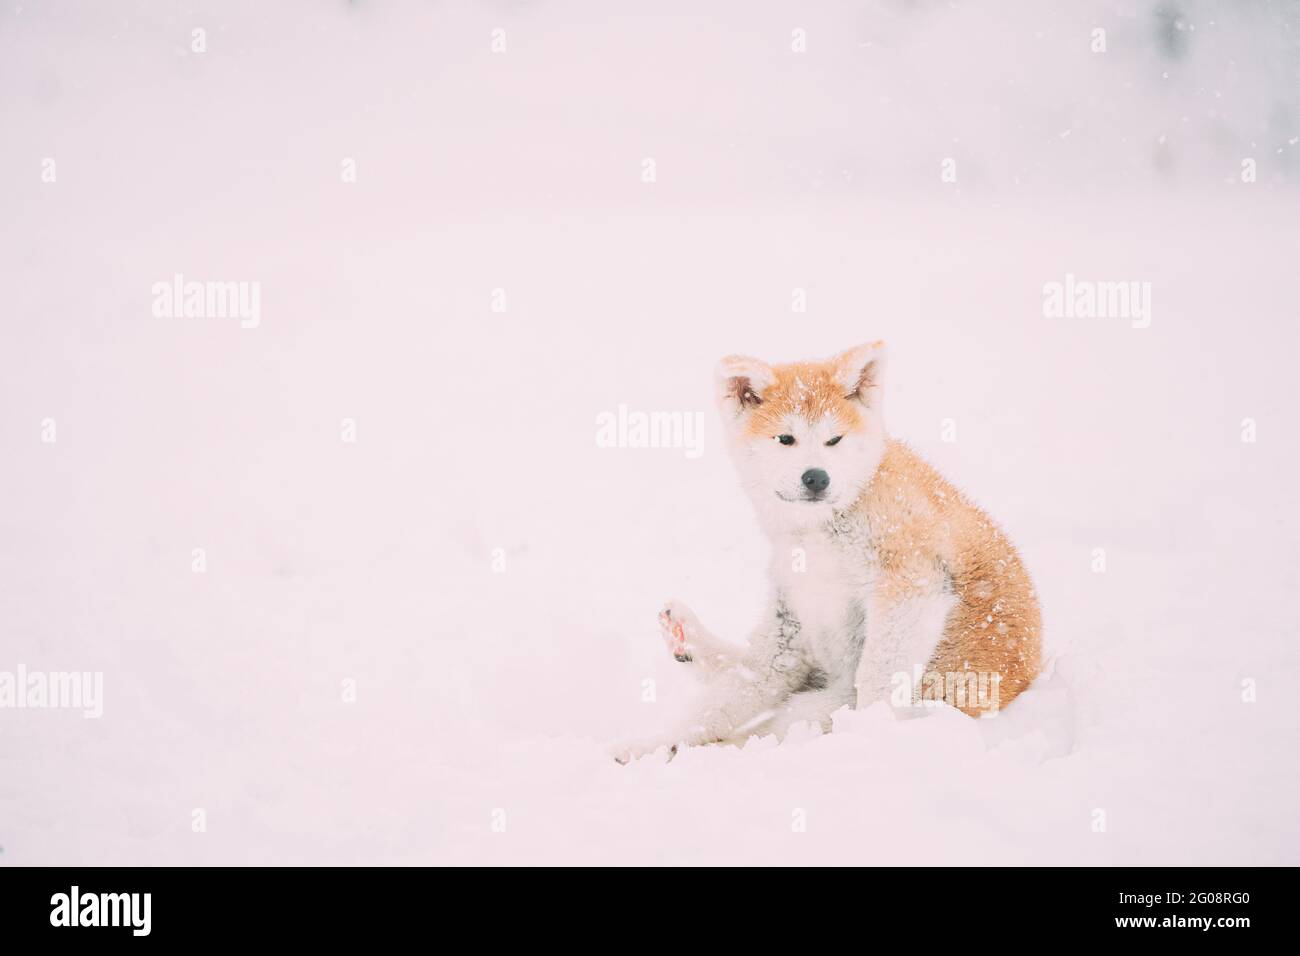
615;604;799;762
853;581;955;712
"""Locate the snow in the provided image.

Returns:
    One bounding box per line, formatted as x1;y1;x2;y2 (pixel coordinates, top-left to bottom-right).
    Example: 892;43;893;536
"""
1;0;1298;865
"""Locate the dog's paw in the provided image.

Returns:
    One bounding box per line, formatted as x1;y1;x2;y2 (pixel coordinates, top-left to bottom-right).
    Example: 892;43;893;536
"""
610;738;679;765
658;600;701;663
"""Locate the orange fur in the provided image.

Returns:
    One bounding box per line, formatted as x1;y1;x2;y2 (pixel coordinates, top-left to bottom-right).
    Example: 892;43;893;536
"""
742;360;867;438
859;440;1041;713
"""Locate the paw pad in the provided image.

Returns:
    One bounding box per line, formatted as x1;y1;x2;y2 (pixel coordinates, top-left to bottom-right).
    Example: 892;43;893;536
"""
658;606;693;662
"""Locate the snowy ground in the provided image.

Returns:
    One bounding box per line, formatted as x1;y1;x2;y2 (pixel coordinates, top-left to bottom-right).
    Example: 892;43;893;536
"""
2;1;1298;865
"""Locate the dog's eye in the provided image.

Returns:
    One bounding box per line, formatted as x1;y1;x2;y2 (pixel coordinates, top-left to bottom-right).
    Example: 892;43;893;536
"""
776;434;795;446
825;435;842;447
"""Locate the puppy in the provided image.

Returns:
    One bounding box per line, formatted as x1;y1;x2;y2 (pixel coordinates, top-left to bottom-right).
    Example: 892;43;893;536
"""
618;342;1041;762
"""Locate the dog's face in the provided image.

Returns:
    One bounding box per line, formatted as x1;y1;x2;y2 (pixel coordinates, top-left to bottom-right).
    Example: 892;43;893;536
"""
715;342;888;530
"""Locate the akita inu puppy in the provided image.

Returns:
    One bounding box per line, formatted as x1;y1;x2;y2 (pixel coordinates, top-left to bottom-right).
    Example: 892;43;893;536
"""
617;342;1041;762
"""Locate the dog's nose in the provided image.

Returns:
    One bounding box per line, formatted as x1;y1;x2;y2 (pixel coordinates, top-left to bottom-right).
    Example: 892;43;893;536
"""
801;468;830;494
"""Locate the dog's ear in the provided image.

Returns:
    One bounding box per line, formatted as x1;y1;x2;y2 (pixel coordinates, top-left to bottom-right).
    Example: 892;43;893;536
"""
832;341;887;406
715;355;774;414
